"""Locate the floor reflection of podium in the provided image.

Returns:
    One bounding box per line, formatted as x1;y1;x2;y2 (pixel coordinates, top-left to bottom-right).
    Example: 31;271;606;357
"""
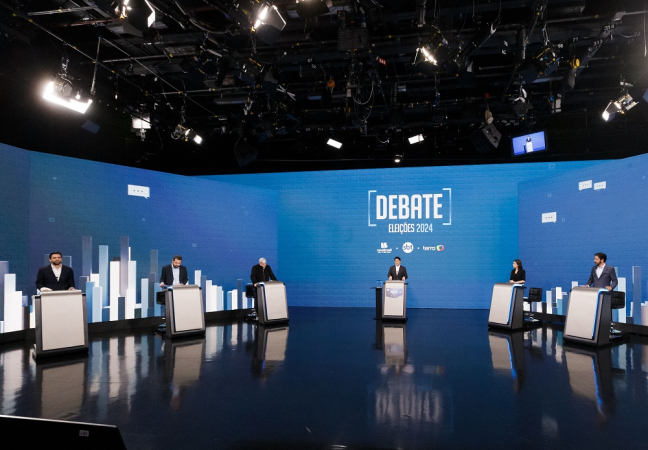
564;345;618;421
165;338;206;410
252;324;289;377
382;323;407;368
488;329;525;390
36;357;88;418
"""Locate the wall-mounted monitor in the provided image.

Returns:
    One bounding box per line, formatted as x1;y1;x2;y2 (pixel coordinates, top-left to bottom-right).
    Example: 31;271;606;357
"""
512;130;547;156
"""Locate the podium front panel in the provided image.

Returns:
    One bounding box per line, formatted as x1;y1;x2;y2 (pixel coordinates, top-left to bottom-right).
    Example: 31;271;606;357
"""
258;282;288;324
170;285;205;333
382;281;407;319
488;283;525;330
564;287;604;340
35;291;88;356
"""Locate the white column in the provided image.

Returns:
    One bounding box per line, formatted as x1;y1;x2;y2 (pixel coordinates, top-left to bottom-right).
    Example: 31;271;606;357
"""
140;279;149;318
109;261;120;321
92;286;103;323
3;274;22;333
125;261;137;320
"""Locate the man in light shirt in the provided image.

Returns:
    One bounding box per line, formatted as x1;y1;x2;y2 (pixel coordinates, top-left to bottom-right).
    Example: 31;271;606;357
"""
160;255;189;287
35;251;76;292
585;252;618;291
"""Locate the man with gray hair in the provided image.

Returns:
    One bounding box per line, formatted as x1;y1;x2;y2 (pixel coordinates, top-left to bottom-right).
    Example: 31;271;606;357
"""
248;258;278;320
250;257;277;286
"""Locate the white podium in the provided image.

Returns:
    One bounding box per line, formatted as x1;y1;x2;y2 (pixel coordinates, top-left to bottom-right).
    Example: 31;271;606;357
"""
564;287;614;346
164;285;205;338
488;283;526;330
257;281;289;325
381;280;407;320
34;290;88;358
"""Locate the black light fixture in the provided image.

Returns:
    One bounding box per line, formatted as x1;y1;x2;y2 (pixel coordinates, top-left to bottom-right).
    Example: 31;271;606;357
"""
413;26;452;69
295;0;332;19
253;4;286;45
602;92;637;122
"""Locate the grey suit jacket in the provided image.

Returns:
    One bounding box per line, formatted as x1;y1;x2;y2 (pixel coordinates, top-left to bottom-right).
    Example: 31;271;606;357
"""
586;264;618;289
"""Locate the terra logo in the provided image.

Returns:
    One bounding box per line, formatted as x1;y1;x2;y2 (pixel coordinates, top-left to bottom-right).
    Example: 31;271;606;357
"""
402;242;414;253
436;245;445;251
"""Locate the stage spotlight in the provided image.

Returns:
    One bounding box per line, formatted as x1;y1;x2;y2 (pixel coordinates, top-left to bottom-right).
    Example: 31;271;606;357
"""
43;79;92;114
173;124;202;144
394;154;403;163
327;138;342;149
253;4;286;45
118;0;156;37
413;26;452;70
408;134;424;144
602;93;637;122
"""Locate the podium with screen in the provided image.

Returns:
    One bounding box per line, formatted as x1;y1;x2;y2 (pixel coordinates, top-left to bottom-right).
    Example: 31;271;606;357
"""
381;280;407;320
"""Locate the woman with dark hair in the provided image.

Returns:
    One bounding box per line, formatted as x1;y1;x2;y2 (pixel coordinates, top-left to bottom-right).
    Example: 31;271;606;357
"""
509;259;526;284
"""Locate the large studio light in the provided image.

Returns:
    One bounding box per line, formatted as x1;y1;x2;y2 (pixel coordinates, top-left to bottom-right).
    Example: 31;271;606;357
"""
42;79;92;114
602;93;637;122
408;134;424;144
253;4;286;45
173;124;203;145
413;26;452;70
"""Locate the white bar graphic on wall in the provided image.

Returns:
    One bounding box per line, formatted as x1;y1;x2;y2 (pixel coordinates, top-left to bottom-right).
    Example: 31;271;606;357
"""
92;286;103;323
109;261;120;321
4;274;22;333
194;270;201;286
140;279;148;318
217;286;223;311
542;212;557;223
594;181;606;191
126;261;137;319
579;180;592;190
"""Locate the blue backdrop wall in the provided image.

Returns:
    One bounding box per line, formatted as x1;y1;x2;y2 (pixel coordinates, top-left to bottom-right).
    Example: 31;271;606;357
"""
209;161;600;308
0;143;278;302
519;152;648;325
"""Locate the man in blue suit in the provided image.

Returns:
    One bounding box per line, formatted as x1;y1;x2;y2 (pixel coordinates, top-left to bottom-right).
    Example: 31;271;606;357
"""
586;252;618;291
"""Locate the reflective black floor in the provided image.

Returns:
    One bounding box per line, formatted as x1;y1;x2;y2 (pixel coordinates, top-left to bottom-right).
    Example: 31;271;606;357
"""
1;308;648;449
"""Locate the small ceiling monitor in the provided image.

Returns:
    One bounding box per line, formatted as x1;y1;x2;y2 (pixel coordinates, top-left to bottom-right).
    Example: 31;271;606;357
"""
512;130;547;156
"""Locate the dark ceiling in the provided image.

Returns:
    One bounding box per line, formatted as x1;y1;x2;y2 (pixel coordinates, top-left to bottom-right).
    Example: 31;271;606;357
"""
2;0;648;175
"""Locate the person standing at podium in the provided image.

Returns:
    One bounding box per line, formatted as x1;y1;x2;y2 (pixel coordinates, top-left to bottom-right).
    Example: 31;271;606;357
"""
388;256;408;281
159;255;189;287
509;259;526;284
36;251;76;291
251;258;277;286
585;252;617;291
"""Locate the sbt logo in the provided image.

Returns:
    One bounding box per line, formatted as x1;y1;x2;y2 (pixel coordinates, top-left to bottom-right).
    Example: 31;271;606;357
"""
423;245;445;251
376;194;444;220
402;242;414;253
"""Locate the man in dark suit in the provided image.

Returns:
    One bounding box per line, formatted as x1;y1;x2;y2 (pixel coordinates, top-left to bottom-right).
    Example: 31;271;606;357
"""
388;256;408;281
586;252;618;291
250;258;277;286
159;255;189;287
36;251;75;291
